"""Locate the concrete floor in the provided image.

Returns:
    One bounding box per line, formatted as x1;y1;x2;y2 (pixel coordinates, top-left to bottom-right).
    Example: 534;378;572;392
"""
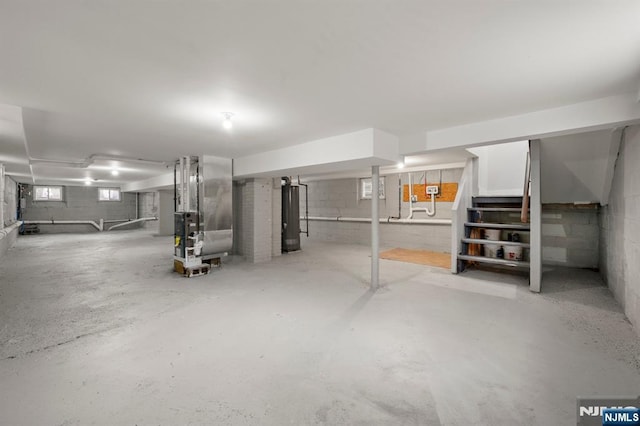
0;229;639;425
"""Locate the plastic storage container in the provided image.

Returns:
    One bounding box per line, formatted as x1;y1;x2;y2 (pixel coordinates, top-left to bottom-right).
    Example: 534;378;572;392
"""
504;245;523;261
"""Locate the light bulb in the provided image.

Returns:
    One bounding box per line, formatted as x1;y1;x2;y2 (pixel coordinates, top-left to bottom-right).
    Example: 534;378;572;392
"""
397;162;405;169
84;179;92;185
221;112;234;130
111;170;119;176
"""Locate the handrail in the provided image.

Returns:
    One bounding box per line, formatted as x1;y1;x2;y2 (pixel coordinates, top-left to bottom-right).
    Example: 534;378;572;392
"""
521;149;531;223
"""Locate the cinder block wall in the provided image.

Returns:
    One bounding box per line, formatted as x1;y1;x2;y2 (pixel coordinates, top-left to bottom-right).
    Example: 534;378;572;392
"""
600;125;640;332
3;175;17;226
233;178;279;262
542;206;599;268
1;174;19;259
22;184;137;233
304;220;451;252
138;191;159;230
299;168;462;252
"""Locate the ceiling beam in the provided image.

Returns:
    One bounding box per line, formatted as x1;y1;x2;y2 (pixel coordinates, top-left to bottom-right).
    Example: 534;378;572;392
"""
122;172;173;192
401;92;640;154
233;128;400;179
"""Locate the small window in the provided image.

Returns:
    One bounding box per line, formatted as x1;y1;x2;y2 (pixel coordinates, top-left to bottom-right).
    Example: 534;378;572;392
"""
99;188;121;201
33;186;63;201
360;177;385;200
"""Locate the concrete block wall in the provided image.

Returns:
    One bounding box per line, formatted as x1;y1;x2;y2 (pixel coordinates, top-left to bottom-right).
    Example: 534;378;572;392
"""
3;174;17;227
138;191;159;230
600;125;640;333
22;184;137;233
234;178;278;263
542;206;600;268
1;173;19;259
303;169;462;220
299;168;462;252
303;220;451;252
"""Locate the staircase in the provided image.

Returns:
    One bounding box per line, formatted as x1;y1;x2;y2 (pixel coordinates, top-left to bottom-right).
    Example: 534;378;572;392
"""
457;196;530;272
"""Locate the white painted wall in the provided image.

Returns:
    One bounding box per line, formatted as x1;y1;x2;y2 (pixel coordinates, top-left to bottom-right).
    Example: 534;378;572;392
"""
600;125;640;334
467;140;529;196
158;190;174;236
540;130;617;204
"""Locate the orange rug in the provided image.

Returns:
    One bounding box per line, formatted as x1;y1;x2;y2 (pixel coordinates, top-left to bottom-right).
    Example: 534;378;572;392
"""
379;248;451;269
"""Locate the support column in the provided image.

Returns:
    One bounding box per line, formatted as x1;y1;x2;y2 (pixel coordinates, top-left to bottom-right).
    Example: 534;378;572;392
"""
0;164;5;228
529;140;542;293
158;189;174;236
240;178;273;263
371;165;380;290
271;178;282;257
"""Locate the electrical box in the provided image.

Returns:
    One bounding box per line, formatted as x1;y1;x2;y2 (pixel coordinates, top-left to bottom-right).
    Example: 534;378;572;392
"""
426;186;439;195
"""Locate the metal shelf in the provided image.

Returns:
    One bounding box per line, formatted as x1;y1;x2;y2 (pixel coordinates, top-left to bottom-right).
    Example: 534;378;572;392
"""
462;238;530;248
467;207;527;212
458;254;530;269
464;222;530;231
472;196;524;205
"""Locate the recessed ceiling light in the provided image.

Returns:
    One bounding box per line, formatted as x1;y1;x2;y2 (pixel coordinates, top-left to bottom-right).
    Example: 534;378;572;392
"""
111;169;119;176
84;179;92;185
221;112;234;130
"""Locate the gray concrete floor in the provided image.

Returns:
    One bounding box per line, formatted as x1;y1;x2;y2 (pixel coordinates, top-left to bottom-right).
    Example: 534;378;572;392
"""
0;229;639;425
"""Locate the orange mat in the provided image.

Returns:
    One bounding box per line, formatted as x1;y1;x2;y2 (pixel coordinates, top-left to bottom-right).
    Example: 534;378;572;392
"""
379;248;451;269
402;183;458;202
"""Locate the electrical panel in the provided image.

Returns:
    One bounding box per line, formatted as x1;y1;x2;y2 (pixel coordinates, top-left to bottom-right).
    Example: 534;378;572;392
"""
426;185;439;195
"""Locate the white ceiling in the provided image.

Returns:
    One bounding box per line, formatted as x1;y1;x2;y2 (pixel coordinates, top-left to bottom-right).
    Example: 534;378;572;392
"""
1;1;639;185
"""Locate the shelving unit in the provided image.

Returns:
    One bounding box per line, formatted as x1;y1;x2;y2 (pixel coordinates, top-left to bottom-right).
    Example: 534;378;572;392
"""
458;196;530;272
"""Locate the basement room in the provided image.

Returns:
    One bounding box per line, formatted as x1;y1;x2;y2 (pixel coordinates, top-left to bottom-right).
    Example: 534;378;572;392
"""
1;2;639;425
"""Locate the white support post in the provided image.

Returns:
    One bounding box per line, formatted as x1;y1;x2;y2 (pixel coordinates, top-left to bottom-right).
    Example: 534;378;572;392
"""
0;163;4;228
529;140;542;293
371;165;380;290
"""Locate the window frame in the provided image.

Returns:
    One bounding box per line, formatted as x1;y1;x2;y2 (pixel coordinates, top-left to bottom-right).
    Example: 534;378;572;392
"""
33;185;64;201
359;177;385;200
98;187;122;202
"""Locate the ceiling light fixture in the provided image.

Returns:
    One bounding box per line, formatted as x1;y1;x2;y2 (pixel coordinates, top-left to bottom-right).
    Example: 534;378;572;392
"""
397;157;405;169
111;169;119;176
84;179;92;185
221;112;234;130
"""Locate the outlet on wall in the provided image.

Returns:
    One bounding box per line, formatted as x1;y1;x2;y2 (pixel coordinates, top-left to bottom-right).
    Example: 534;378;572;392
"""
426;185;439;195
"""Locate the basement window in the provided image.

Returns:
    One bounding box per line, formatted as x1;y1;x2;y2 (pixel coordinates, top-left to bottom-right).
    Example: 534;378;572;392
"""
99;188;121;201
359;177;385;200
33;186;63;201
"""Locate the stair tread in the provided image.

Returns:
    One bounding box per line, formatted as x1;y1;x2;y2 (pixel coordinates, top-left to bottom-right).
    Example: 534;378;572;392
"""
468;207;527;212
458;254;530;269
473;196;524;205
464;222;530;230
462;238;530;248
